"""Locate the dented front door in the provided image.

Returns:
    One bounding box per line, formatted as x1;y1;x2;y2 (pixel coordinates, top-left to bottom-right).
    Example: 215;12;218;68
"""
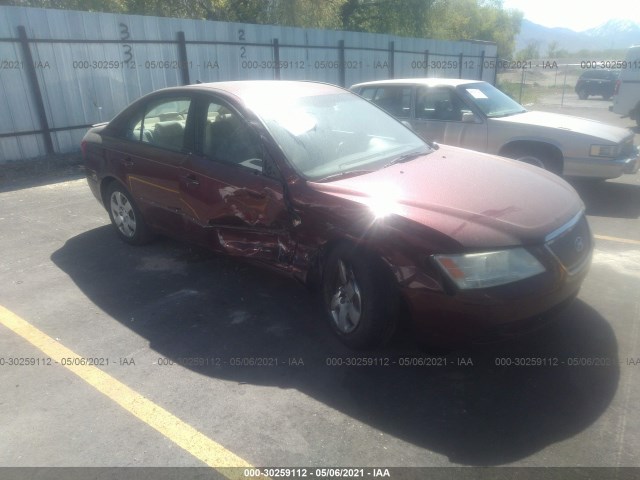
179;156;295;265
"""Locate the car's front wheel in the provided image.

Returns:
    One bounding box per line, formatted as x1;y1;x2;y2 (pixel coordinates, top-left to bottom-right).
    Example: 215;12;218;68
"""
577;88;588;100
502;145;563;175
106;182;153;245
322;244;397;349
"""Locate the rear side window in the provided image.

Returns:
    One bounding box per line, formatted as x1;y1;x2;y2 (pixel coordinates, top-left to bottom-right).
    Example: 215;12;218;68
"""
126;97;192;152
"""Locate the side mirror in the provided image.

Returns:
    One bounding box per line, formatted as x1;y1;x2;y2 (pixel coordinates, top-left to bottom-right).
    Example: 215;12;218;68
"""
462;112;478;123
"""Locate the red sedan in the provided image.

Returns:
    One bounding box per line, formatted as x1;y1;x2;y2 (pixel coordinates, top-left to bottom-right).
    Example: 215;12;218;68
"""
82;81;592;348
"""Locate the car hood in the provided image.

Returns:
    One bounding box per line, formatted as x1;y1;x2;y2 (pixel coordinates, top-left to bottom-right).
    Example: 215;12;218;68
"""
307;145;583;248
492;111;631;143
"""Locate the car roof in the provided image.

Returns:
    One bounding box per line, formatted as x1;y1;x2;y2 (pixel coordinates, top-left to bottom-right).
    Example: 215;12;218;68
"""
180;80;346;100
351;78;482;89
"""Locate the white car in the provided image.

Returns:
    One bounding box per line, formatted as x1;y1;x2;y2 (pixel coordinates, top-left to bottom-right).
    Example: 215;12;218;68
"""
351;78;639;180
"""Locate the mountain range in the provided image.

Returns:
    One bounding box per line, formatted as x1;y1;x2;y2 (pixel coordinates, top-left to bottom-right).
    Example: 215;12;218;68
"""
516;18;640;55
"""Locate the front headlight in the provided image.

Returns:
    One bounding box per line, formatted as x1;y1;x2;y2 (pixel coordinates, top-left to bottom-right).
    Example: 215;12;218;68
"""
433;248;545;290
590;144;619;158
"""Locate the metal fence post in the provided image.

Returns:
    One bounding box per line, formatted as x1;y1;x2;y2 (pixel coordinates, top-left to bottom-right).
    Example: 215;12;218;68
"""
424;49;429;77
388;41;395;79
177;31;190;85
17;25;54;156
273;38;281;80
479;50;484;80
458;53;463;78
338;40;345;87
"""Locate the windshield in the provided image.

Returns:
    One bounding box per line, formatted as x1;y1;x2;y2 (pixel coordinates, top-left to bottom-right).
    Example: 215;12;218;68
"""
248;92;430;181
458;82;527;118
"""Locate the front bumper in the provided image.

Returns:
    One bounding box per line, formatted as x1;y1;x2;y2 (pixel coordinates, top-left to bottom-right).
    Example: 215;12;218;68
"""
564;146;640;179
404;259;588;344
402;214;593;344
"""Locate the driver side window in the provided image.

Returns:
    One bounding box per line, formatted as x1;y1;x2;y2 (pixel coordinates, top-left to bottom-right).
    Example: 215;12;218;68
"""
416;87;464;122
202;101;263;173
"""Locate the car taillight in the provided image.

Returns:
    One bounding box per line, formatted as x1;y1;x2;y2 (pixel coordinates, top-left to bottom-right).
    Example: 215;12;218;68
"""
614;79;621;96
80;140;87;158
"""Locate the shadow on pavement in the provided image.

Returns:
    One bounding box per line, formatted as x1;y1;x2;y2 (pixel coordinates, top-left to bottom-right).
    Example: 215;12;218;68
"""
51;227;620;466
0;161;84;193
570;179;640;219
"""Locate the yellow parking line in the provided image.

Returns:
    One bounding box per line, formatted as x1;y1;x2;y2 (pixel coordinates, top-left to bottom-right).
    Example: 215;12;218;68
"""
0;305;261;479
594;234;640;246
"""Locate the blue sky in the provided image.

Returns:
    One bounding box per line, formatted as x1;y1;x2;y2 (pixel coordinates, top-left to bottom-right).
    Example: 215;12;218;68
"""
501;0;640;31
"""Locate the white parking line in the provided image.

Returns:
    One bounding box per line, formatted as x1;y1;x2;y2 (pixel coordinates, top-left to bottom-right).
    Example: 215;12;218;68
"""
0;305;266;479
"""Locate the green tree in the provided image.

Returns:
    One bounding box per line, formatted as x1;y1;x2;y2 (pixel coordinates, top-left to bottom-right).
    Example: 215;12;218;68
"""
428;0;522;59
264;0;344;29
341;0;434;37
3;0;127;12
221;0;270;23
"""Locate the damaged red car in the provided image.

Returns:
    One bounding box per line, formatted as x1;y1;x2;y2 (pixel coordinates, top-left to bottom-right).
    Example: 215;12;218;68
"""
82;81;592;348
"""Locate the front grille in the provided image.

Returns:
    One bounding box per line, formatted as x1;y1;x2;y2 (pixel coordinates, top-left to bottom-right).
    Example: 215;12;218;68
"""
545;215;591;274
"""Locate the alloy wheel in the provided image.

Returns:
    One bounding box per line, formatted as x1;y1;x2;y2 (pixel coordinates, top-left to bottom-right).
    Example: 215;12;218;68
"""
329;259;363;334
110;191;136;238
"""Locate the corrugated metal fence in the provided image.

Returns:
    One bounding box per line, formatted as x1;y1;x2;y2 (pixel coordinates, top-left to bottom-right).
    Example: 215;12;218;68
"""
0;6;498;163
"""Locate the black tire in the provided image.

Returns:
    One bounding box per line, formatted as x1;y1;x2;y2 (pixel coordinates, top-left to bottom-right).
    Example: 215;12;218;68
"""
503;145;563;175
105;182;153;245
577;88;588;100
322;243;397;349
603;94;612;100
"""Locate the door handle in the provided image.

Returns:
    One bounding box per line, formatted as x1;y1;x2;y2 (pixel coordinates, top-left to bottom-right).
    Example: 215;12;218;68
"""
182;174;200;187
246;190;266;199
121;158;134;167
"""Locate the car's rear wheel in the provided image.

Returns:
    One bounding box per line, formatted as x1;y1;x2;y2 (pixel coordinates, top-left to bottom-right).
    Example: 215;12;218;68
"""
577;88;588;100
106;182;152;245
322;244;397;349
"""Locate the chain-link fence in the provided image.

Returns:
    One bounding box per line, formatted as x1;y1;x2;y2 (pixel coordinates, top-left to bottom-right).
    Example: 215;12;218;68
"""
496;60;604;107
